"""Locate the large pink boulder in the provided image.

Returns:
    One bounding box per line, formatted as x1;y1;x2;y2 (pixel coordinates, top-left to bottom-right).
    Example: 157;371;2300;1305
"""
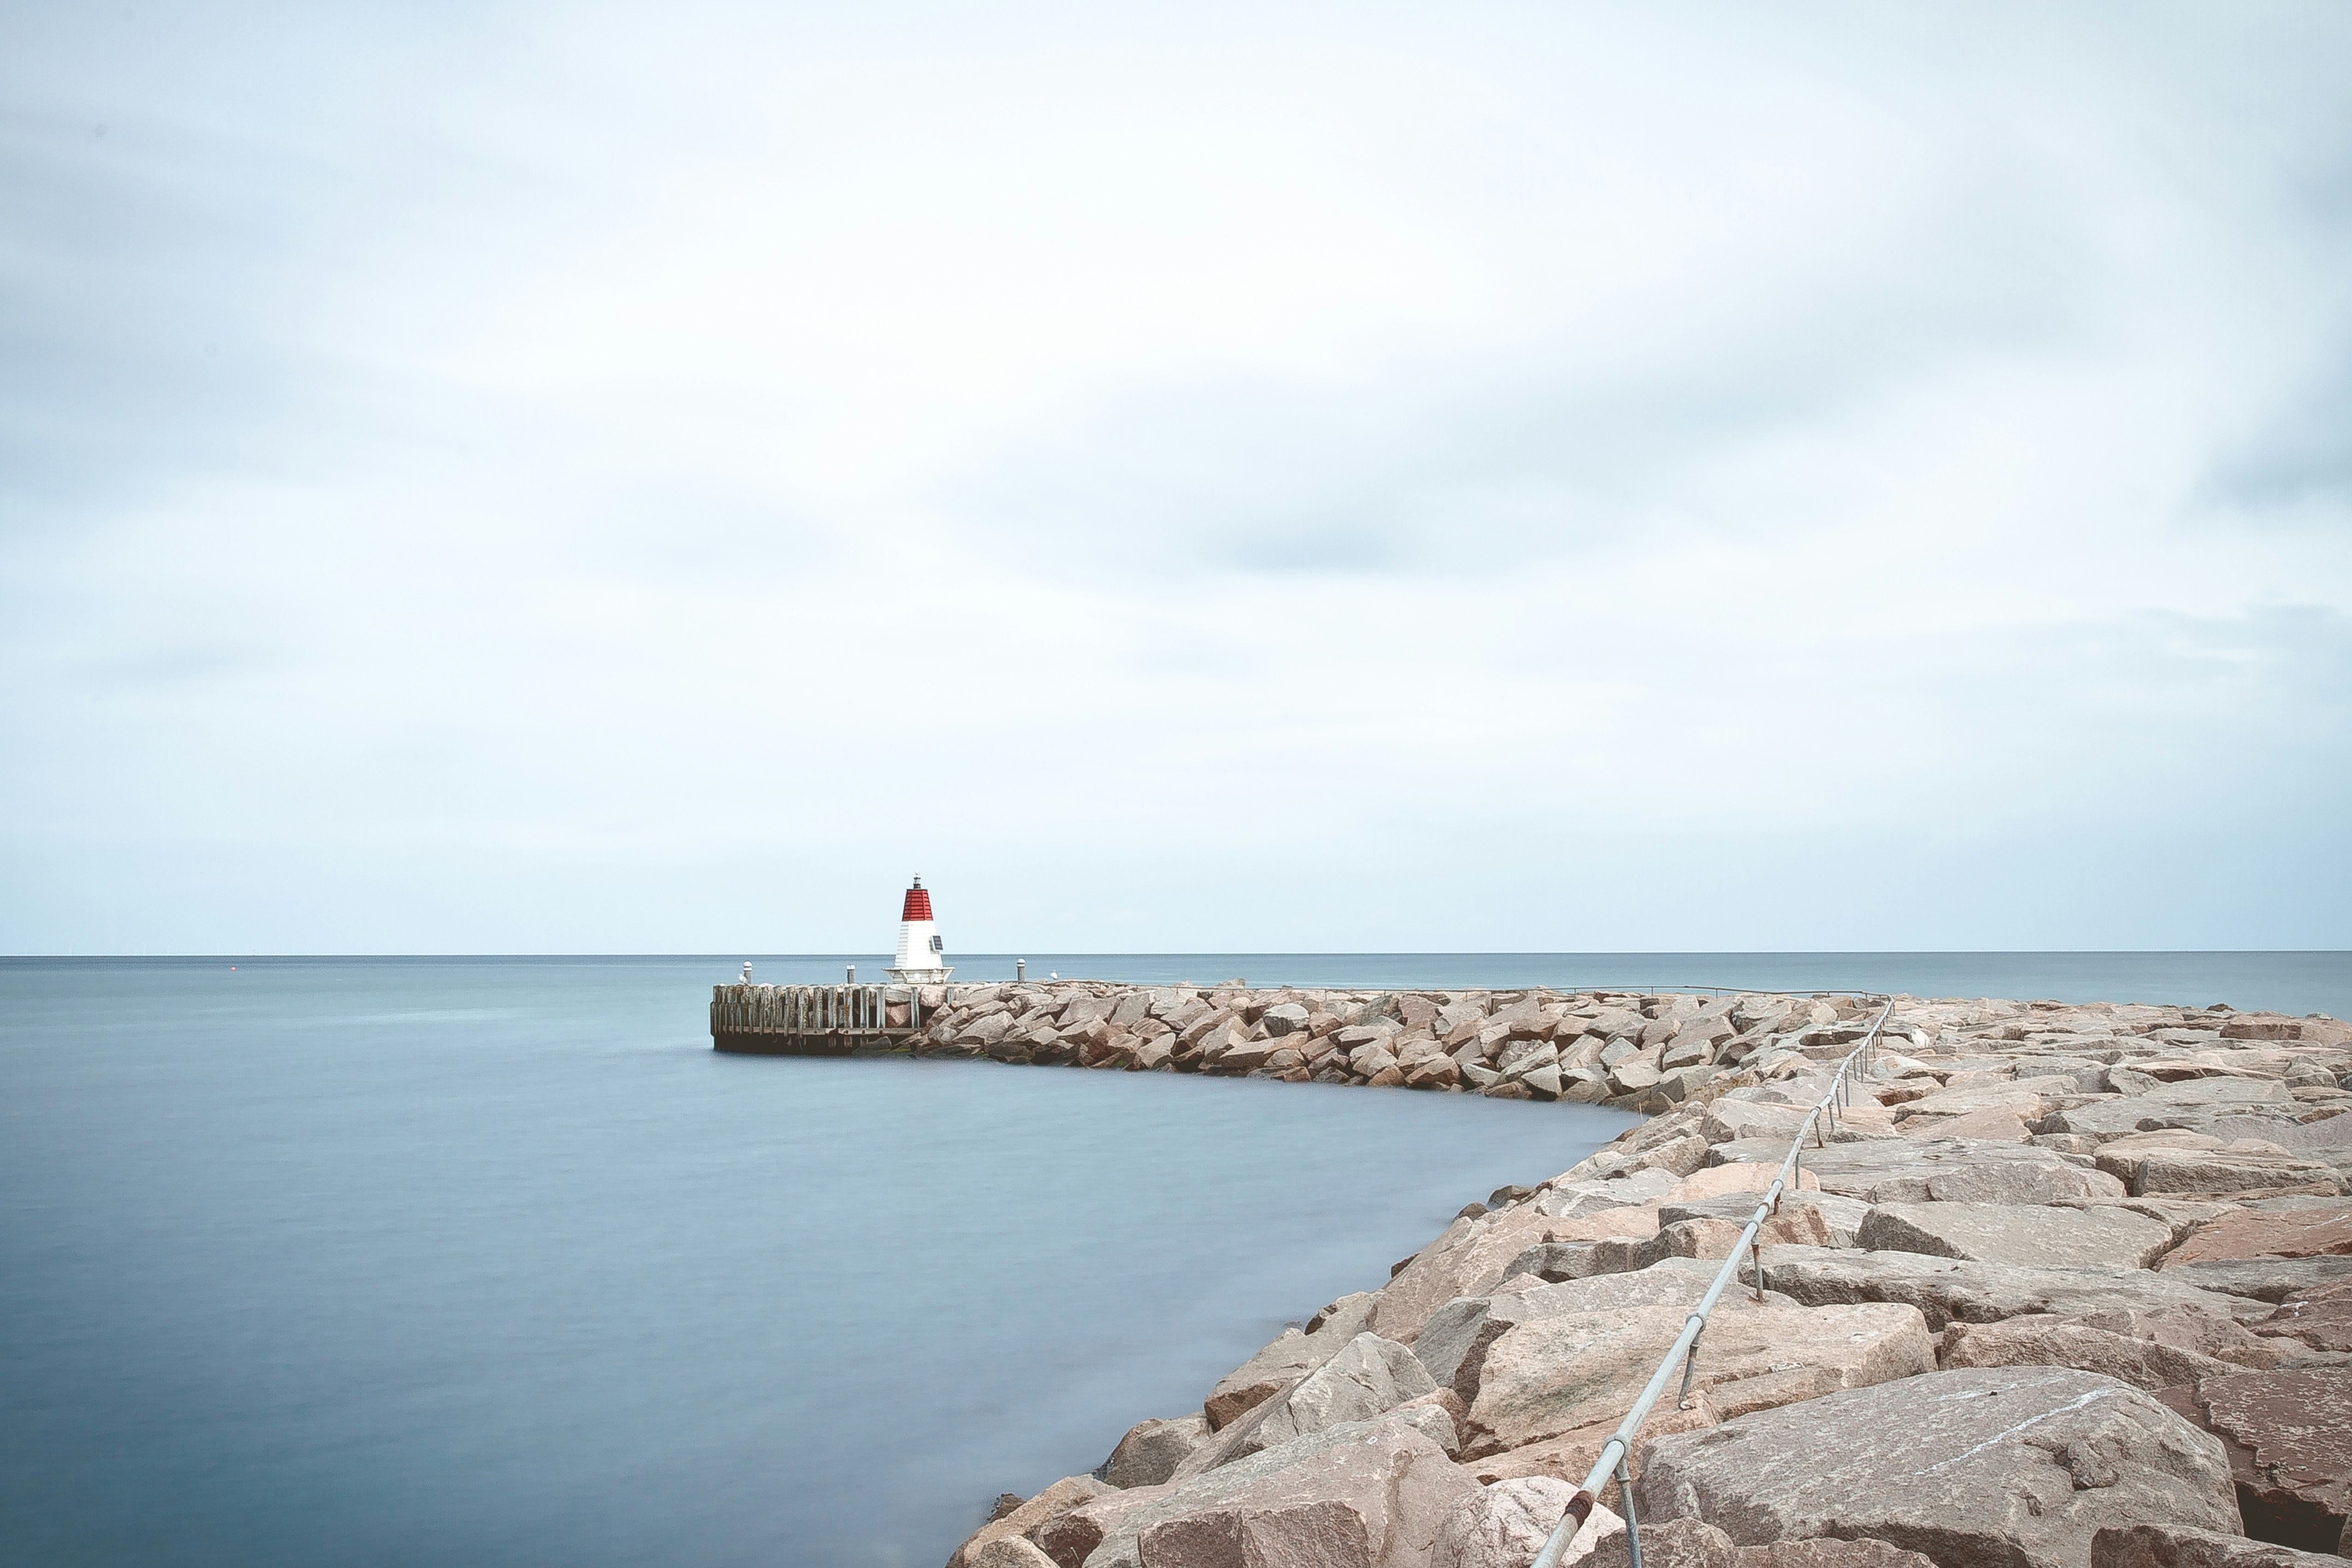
2166;1369;2352;1555
2164;1206;2352;1270
1938;1317;2240;1390
1635;1367;2240;1568
1460;1301;1931;1459
2095;1523;2347;1568
1051;1417;1478;1568
948;1475;1112;1568
2252;1282;2352;1352
1429;1479;1622;1568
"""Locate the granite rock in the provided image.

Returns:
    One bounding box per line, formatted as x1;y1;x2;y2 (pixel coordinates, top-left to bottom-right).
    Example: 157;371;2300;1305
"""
2169;1368;2352;1555
2159;1257;2352;1305
1177;1332;1438;1479
1087;1416;1481;1568
1702;1100;1816;1144
1460;1301;1931;1458
1103;1415;1211;1489
2060;1304;2286;1369
2164;1206;2352;1270
1666;1164;1824;1202
1261;1003;1312;1038
1735;1543;1948;1568
1661;1191;1874;1249
1205;1293;1380;1429
1634;1367;2240;1568
1585;1517;1741;1568
1707;1138;2125;1205
969;1538;1059;1568
1938;1317;2242;1391
1756;1244;2259;1330
948;1475;1111;1568
2253;1283;2352;1353
1372;1209;1638;1344
2051;1100;2305;1142
2107;1148;2347;1199
1429;1480;1623;1568
1414;1263;1727;1398
1502;1211;1830;1290
1897;1074;2094;1123
1856;1200;2173;1269
2157;1077;2300;1105
2094;1523;2347;1568
1898;1107;2035;1143
1584;1520;1941;1568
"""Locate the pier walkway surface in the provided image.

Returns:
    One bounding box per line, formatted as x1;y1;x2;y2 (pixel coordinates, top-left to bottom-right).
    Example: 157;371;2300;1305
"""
715;980;2352;1568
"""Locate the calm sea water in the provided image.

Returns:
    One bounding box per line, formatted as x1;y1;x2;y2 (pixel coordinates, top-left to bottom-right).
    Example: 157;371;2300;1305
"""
4;952;2344;1568
1;956;1629;1568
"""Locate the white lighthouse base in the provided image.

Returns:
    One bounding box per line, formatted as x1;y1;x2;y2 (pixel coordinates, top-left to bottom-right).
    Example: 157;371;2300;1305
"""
886;965;955;983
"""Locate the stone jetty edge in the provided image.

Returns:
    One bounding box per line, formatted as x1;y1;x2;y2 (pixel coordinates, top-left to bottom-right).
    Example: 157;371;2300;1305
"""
891;982;2352;1568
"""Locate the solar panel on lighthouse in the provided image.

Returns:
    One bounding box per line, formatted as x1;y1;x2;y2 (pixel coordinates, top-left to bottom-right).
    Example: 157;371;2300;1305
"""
885;877;954;983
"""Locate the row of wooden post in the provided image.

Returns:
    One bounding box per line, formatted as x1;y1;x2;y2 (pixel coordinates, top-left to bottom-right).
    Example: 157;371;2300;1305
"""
709;983;921;1041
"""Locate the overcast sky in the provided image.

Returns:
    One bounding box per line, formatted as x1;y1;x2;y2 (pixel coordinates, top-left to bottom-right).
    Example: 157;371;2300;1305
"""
4;2;2349;955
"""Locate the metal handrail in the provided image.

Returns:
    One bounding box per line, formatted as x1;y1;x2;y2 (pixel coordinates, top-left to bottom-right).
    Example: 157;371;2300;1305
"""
943;979;1889;1005
1528;997;1897;1568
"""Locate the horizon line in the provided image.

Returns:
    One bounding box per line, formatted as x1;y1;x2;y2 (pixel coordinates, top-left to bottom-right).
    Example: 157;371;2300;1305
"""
4;949;2346;961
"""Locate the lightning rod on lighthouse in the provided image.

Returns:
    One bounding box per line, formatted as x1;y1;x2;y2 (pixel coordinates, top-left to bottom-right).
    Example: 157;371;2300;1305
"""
885;876;954;983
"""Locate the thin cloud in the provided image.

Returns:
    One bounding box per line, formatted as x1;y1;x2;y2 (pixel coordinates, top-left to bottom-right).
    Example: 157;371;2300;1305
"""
2;0;2348;952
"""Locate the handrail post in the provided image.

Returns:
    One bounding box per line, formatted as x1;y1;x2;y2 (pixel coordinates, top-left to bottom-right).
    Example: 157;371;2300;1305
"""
1616;1457;1643;1568
1675;1323;1705;1410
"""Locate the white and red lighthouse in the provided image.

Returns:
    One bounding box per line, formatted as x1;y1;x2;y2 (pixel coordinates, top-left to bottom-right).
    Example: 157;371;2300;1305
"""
885;876;953;983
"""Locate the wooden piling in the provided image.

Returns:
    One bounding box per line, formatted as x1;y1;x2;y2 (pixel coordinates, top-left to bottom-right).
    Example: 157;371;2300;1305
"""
710;982;929;1056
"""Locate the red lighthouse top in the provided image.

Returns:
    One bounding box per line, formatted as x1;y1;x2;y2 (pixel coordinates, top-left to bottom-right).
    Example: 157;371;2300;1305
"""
900;878;933;922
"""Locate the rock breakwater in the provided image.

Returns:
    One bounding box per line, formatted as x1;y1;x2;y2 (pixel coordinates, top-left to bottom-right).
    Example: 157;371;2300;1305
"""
932;985;2352;1568
903;981;1903;1105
